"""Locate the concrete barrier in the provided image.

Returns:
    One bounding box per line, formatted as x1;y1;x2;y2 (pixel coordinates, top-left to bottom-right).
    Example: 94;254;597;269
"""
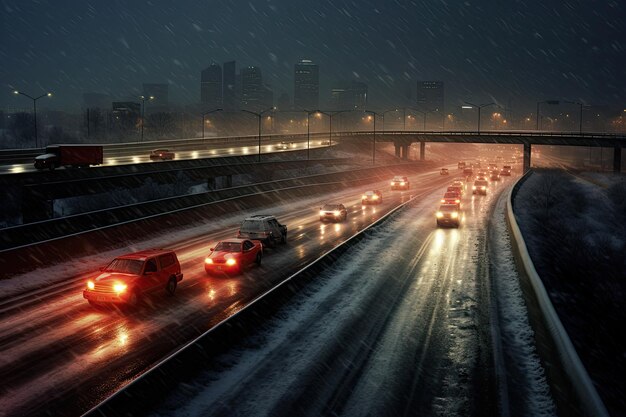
505;172;609;417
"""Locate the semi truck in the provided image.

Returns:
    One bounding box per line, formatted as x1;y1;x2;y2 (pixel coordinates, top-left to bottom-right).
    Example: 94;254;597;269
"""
34;145;104;170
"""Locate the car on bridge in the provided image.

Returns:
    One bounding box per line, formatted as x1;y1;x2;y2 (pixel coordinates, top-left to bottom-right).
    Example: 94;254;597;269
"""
238;215;287;247
83;249;183;307
490;170;501;181
457;161;466;169
390;176;410;190
463;167;473;177
501;165;512;176
441;191;461;209
277;141;294;150
204;238;263;275
362;190;383;204
440;168;449;175
488;163;498;171
436;204;460;228
473;179;489;195
319;203;348;222
149;149;175;161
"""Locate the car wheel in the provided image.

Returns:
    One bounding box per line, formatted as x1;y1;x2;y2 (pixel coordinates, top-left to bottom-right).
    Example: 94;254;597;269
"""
281;233;287;244
343;213;347;222
255;252;262;266
436;221;441;227
166;277;177;295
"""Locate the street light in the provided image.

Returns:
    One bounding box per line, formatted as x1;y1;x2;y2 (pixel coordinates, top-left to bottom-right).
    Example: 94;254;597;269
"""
463;102;496;133
139;95;155;141
536;100;559;130
565;101;586;134
201;108;223;139
364;110;380;165
327;110;352;147
403;107;426;131
13;90;52;148
241;107;275;162
382;109;401;132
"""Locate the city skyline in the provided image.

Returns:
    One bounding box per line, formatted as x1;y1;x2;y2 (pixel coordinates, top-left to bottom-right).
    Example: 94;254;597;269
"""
2;1;624;114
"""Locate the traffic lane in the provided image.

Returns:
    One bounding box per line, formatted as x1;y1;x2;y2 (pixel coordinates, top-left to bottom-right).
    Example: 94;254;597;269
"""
0;170;450;416
152;172;517;416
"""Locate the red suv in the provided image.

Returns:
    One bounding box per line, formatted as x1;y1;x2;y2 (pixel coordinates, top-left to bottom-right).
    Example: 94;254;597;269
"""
83;249;183;307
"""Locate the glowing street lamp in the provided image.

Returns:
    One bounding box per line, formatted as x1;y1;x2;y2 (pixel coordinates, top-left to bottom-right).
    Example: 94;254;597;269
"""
364;110;380;165
201;108;223;139
463;102;497;133
241;107;275;162
13;90;52;148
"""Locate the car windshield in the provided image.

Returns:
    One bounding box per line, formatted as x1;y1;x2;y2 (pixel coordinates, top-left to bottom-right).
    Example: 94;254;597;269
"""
475;181;488;186
214;242;241;252
105;258;143;274
322;204;340;211
444;192;458;198
241;220;265;232
439;205;457;212
393;177;406;181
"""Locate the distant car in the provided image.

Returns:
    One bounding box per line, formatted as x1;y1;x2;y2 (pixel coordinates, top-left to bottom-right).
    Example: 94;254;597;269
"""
319;203;348;222
277;141;294;150
501;165;512;176
490;171;501;181
488;163;498;171
440;168;449;175
441;191;461;209
238;215;287;247
451;180;465;191
436;204;460;228
477;170;488;178
149;149;175;161
457;161;466;169
473;179;489;195
390;176;410;190
447;185;463;196
463;167;473;177
83;249;183;307
320;139;331;146
205;239;263;275
362;190;383;204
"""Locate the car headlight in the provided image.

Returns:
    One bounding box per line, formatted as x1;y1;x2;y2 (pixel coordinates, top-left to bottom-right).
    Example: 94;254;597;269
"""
451;212;459;218
333;210;340;216
87;281;95;290
226;258;237;266
482;186;486;190
455;199;460;203
113;283;127;293
205;258;213;264
362;195;367;199
436;212;443;218
319;210;325;216
372;195;379;200
472;186;477;190
390;182;395;185
400;182;405;185
441;199;445;203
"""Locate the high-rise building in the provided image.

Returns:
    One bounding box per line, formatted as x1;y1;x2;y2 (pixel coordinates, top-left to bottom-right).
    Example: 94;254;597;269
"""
416;81;444;113
351;81;368;109
241;66;264;111
294;59;319;111
142;83;169;112
201;64;222;108
277;92;290;111
223;61;237;111
330;81;367;110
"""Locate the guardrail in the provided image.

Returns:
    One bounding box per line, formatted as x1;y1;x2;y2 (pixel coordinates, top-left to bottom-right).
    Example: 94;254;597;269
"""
82;165;426;417
505;172;609;417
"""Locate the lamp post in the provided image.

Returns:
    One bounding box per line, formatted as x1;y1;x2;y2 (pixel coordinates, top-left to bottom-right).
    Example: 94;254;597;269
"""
403;108;426;131
565;101;585;134
13;90;52;148
328;110;352;147
139;95;155;141
536;100;559;130
364;110;380;165
201;108;223;140
241;107;275;162
462;102;496;133
382;109;401;132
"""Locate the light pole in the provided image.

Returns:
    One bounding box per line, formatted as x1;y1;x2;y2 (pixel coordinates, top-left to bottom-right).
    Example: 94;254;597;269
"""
565;101;585;134
403;108;426;131
462;102;496;133
382;109;401;132
364;110;380;165
13;90;52;148
201;108;223;139
139;95;155;141
242;107;275;162
328;110;352;147
536;100;559;130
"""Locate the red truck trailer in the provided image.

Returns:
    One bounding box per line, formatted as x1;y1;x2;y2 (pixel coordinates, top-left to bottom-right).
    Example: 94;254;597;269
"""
34;145;104;170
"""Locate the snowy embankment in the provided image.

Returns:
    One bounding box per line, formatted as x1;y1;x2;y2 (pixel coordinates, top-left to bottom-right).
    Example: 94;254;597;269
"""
513;169;626;416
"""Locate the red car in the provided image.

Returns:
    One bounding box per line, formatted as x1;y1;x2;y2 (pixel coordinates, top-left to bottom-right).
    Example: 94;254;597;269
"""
83;249;183;307
149;149;175;161
205;238;263;275
441;191;461;209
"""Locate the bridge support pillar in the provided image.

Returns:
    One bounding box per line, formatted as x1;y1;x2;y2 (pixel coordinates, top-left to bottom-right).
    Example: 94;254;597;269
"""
394;143;401;158
402;144;410;160
420;141;425;161
614;147;622;173
523;143;531;173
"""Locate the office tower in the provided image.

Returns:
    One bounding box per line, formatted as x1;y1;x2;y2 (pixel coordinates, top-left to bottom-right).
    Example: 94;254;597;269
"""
330;81;368;110
351;81;368;109
416;81;444;113
201;64;222;108
240;66;264;111
277;92;290;111
294;59;319;110
223;61;237;111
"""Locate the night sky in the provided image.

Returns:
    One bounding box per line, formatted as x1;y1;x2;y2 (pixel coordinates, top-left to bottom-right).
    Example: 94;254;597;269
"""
2;0;624;112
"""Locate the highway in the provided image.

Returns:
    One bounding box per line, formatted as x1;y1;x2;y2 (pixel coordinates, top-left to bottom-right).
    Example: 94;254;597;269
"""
1;165;465;416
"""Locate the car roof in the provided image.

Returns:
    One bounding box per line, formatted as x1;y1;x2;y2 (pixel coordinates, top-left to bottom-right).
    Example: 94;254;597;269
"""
218;238;246;244
439;204;458;210
117;249;174;260
244;214;276;221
